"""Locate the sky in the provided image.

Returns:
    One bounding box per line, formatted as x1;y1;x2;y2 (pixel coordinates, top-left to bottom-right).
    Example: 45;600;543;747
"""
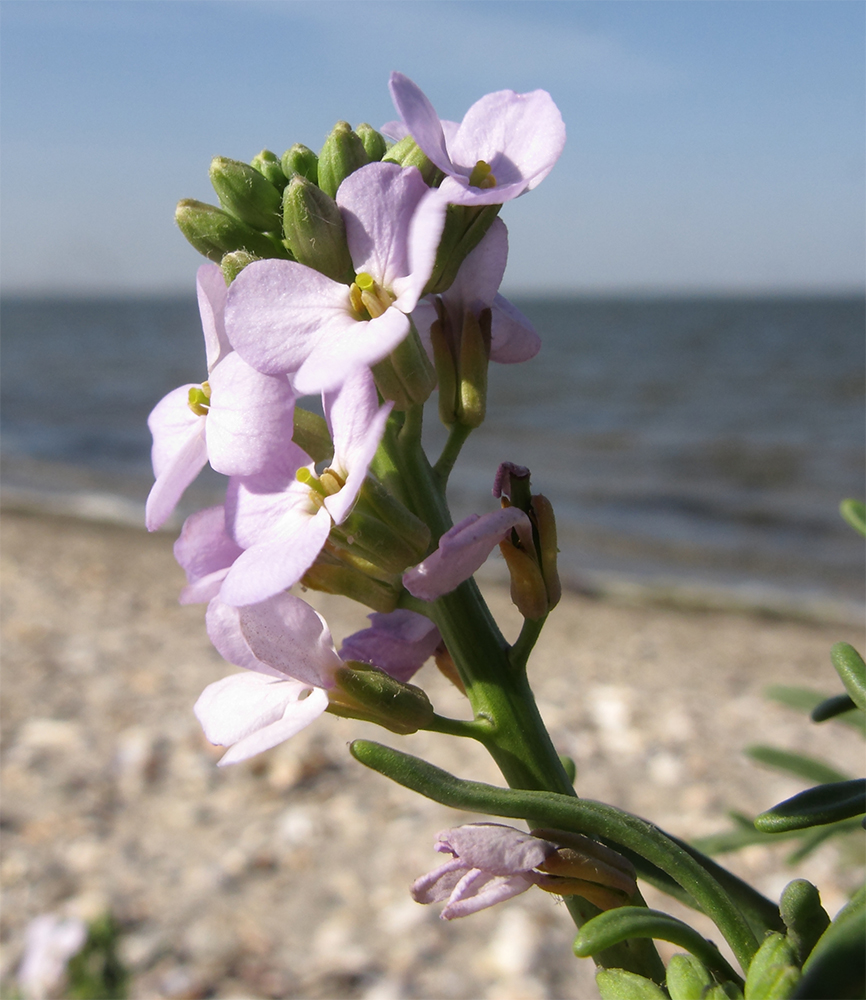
1;0;864;296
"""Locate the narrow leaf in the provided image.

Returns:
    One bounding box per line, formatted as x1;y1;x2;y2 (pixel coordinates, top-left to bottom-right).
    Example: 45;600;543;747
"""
830;643;866;712
796;885;866;999
839;498;866;537
745;745;850;785
596;969;667;1000
755;780;866;832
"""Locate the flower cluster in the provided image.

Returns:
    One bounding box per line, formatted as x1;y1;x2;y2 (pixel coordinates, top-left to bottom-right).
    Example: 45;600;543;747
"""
148;73;564;763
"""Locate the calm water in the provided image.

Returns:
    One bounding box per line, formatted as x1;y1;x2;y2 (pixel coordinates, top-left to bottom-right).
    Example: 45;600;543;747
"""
2;295;864;615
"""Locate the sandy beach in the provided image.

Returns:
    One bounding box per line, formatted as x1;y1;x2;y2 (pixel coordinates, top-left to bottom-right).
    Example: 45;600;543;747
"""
1;509;863;999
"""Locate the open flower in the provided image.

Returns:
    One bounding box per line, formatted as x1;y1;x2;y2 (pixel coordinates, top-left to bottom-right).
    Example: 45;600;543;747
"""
339;609;441;684
403;507;531;601
146;263;295;531
219;367;392;607
224;162;443;396
388;72;566;207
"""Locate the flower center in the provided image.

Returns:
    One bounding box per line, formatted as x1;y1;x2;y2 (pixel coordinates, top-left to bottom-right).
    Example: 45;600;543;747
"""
468;160;497;189
296;466;347;509
349;272;395;320
187;381;211;416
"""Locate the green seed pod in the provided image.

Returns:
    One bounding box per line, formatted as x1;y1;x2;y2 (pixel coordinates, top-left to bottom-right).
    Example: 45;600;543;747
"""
175;199;289;263
318;121;370;198
209;156;283;232
281;175;354;283
355;122;388;161
281;143;319;185
250;149;288;192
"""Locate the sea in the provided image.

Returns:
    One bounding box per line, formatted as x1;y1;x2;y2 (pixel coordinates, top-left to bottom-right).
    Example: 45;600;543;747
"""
2;295;864;623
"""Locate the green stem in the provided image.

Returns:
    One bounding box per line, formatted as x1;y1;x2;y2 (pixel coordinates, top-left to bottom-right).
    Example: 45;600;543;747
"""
434;422;473;484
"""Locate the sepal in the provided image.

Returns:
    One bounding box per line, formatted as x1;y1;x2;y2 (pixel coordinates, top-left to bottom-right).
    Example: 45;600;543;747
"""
371;321;437;410
382;135;439;184
330;662;434;734
250;149;288;192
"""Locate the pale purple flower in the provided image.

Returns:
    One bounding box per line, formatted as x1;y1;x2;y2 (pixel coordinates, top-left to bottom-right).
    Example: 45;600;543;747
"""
194;592;343;765
339;609;441;683
145;264;295;531
224;162;444;395
413;218;540;365
18;913;87;1000
219;367;392;607
412;823;558;919
403;507;530;601
388;72;566;207
174;504;244;604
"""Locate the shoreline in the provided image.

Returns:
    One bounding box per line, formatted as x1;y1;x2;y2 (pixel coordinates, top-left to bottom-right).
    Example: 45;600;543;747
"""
2;508;864;999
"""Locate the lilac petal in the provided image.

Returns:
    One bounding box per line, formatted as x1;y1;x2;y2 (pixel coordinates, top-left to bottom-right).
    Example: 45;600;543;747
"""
219;504;332;607
445;217;509;315
389;72;454;175
380;119;409;141
438;822;557;875
411;857;470;904
225;259;356;377
194;672;329;766
435;173;534;208
339;609;441;683
403;507;531;600
18;914;88;1000
393;186;448;311
206;597;283;676
449;88;566;192
236;593;343;688
205;352;295;476
197;262;230;371
145;386;207;531
489;294;540;363
292;306;410;396
337;162;430;291
441;870;537;919
323;368;393;524
174;505;244;604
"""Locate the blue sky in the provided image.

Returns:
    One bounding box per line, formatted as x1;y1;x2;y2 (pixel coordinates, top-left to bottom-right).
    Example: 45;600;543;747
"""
2;0;863;295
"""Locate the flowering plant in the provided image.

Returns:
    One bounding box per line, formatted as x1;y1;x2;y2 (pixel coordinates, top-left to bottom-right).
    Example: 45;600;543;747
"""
148;72;865;998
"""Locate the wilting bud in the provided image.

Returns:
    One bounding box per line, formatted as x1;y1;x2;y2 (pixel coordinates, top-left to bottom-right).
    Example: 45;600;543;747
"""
355;123;388;162
531;829;637;910
371;323;437;410
220;249;260;284
250;149;288;192
382;136;439;185
292;407;333;465
282;143;319;185
318;121;370;198
499;535;548;621
209;156;283;232
425;203;501;296
175;199;289;263
281;175;354;283
531;494;561;609
457;308;491;428
330;662;434;734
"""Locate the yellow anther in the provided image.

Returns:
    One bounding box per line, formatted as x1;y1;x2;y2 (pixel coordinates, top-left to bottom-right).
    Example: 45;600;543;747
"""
349;273;395;320
187;381;211;416
468;160;497;189
319;469;346;495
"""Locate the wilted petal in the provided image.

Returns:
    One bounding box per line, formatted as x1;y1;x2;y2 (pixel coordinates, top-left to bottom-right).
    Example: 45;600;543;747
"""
194;671;329;766
439;823;557;875
410;856;470;904
340;609;441;683
441;869;538;919
403;507;531;600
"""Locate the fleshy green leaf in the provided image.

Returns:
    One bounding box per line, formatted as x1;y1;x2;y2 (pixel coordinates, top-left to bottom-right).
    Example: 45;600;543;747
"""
795;885;865;999
744;932;800;999
755;780;866;832
764;685;865;735
810;693;858;723
830;643;866;712
839;498;866;537
596;969;667;1000
745;745;850;785
779;880;830;965
575;908;743;987
666;953;713;999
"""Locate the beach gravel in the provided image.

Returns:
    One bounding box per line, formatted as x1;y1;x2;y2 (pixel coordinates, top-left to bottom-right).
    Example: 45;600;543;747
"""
1;511;863;999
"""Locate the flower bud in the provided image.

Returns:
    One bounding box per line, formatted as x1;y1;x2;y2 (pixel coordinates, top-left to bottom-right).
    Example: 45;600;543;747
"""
382;135;439;185
220;249;260;284
355;123;388;162
250;149;288;192
281;143;319;185
175;199;290;263
208;156;283;232
457;307;491;428
371;322;437;410
318;121;370;198
281;175;354;283
331;662;434;734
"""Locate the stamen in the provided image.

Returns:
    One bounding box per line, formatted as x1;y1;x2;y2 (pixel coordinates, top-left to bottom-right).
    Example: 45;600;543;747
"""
187;381;211;416
468;160;497;189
